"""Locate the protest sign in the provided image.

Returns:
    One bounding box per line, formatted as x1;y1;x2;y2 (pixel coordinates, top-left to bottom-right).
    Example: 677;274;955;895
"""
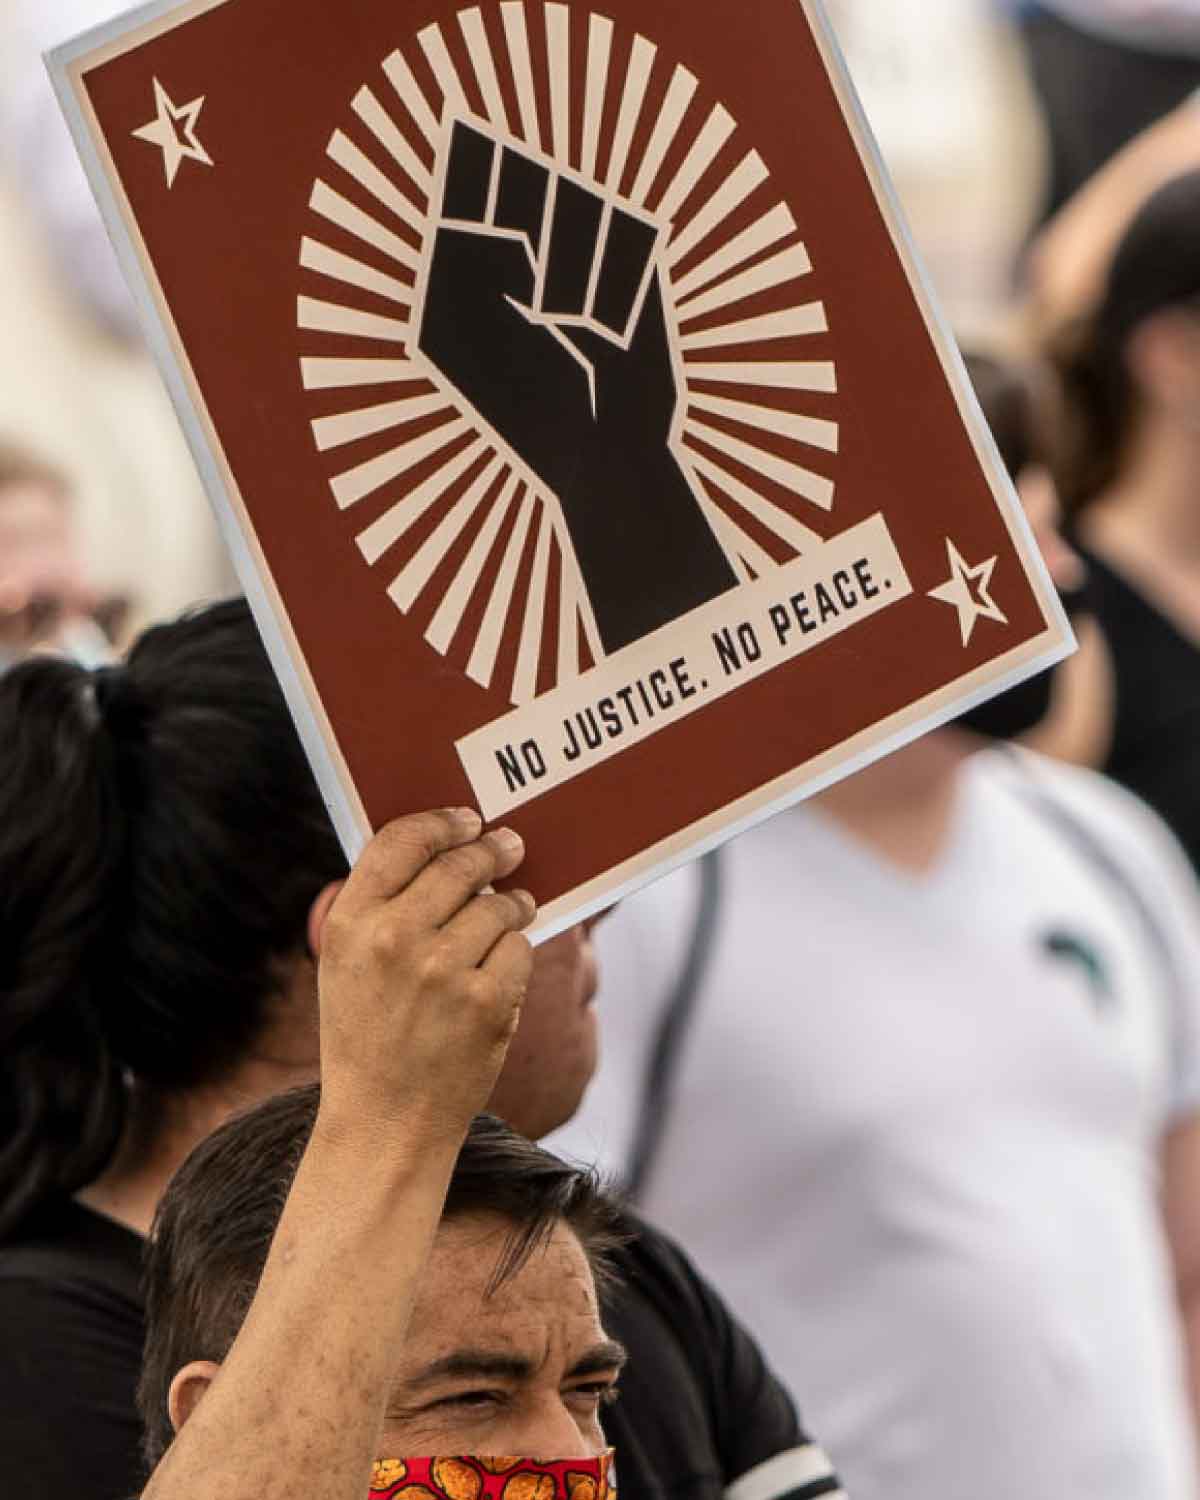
50;0;1072;935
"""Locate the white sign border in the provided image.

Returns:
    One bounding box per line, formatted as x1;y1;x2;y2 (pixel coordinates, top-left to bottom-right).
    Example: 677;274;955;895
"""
47;0;1074;942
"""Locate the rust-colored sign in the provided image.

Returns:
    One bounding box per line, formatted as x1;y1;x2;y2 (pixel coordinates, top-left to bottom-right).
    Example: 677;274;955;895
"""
51;0;1072;934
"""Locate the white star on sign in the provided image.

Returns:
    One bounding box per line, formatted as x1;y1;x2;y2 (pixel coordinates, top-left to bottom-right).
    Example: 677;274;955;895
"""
927;538;1009;646
132;78;213;188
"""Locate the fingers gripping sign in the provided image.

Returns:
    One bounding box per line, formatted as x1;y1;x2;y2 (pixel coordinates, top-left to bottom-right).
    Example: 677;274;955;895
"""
415;119;738;654
314;808;536;1142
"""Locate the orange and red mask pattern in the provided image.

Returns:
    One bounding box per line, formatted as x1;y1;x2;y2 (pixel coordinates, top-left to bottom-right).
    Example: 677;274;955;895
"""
370;1453;615;1500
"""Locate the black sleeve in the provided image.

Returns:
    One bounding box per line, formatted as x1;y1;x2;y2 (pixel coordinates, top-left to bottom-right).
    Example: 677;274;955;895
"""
610;1215;842;1499
0;1275;147;1500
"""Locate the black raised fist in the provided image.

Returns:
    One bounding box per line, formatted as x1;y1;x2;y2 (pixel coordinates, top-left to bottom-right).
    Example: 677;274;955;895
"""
416;119;738;655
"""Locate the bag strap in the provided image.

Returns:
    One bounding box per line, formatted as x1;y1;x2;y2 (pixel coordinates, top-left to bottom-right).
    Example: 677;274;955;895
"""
625;849;726;1202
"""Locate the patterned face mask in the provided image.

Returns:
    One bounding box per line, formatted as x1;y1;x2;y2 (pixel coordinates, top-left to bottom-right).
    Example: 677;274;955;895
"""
370;1452;615;1500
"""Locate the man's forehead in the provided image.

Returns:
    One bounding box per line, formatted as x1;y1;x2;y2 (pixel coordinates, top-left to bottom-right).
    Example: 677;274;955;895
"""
399;1216;605;1376
425;1215;596;1299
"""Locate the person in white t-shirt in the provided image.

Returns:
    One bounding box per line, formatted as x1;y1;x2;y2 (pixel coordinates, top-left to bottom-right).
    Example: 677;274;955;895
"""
554;742;1200;1500
550;379;1200;1499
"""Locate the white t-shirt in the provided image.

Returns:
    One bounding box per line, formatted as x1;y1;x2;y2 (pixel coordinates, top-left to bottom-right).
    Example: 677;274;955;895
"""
551;750;1200;1500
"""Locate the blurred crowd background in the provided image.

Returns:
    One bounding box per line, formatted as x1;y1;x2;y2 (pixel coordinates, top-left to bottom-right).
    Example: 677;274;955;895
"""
9;4;1200;1499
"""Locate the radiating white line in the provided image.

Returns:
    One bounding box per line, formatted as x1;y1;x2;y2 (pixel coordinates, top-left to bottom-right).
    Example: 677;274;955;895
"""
583;203;612;321
667;151;769;267
512;507;553;703
392;453;506;614
426;468;523;652
685;444;824;552
418;22;468;120
684;358;837;393
676;243;812;322
654;104;734;221
697;493;774;580
383;49;440;146
679;301;828;350
327;130;425;236
352;87;432;194
689;390;838;454
672;203;796;301
682;421;834;509
297;295;409;342
605;35;656;191
500;1;541;149
468;484;536;688
580;14;613;180
301;356;418;390
485;142;503;223
545;3;570;162
630;65;696;206
310;180;419;270
356;437;485;555
301;238;412;306
458;8;509;132
556;555;579;681
333;414;471;510
311;392;450;452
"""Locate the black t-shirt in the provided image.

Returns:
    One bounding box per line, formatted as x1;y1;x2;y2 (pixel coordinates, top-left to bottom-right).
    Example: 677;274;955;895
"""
0;1201;839;1500
601;1212;840;1500
0;1199;146;1498
1081;547;1200;875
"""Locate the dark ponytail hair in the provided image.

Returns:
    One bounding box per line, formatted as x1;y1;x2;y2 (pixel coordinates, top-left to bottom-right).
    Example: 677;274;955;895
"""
0;600;347;1240
1048;168;1200;516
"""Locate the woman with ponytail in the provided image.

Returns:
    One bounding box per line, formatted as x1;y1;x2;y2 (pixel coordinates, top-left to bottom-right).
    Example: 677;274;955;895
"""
0;601;569;1497
1041;167;1200;872
0;602;351;1493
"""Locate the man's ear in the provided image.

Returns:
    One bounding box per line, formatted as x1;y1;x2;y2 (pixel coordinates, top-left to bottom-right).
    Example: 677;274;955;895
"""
306;880;345;960
168;1359;222;1434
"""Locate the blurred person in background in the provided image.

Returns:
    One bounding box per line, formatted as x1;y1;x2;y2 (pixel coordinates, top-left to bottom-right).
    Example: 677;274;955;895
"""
550;353;1200;1500
1014;0;1200;222
960;355;1115;764
0;1;235;626
4;0;142;339
827;0;1042;332
1040;169;1200;875
0;438;117;669
0;599;838;1500
1027;94;1200;334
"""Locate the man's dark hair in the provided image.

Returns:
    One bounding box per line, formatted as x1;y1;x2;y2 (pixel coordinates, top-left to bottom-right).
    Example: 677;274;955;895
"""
137;1084;621;1470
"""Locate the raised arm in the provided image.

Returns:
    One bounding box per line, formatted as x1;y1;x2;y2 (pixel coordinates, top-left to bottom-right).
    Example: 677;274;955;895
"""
140;808;535;1500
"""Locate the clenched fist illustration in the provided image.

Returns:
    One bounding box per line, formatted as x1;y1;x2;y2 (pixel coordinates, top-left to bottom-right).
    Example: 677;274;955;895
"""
417;120;738;654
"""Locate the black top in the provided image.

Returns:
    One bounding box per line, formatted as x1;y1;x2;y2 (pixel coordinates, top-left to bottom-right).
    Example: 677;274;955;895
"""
0;1201;837;1500
1081;548;1200;875
0;1199;146;1497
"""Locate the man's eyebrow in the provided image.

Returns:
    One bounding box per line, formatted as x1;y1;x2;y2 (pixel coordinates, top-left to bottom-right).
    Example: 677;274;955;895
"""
568;1340;627;1378
405;1340;628;1389
407;1350;536;1386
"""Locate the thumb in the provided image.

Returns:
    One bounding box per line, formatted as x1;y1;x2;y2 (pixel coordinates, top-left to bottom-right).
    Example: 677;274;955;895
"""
307;880;346;959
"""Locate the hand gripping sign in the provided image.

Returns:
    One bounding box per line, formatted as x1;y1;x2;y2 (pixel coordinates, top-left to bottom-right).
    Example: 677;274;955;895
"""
50;0;1072;934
